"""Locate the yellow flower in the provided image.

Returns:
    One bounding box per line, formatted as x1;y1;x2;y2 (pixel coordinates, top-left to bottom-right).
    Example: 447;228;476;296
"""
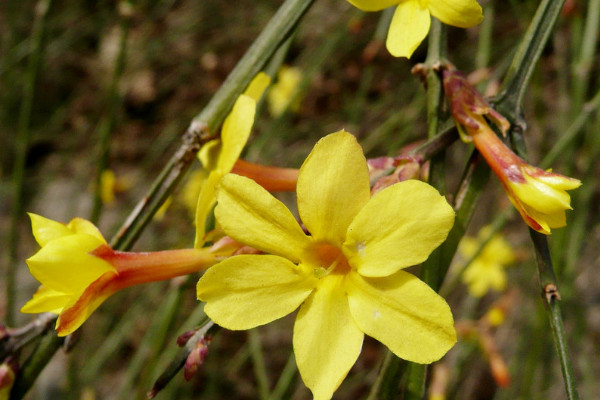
443;68;581;234
193;72;271;247
22;213;217;336
346;0;483;58
99;169;133;206
197;131;456;400
459;227;515;297
267;65;302;117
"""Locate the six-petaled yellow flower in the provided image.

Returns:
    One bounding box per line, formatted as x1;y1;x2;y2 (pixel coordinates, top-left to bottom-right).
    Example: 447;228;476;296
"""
459;227;515;297
22;213;217;336
346;0;483;58
197;130;457;400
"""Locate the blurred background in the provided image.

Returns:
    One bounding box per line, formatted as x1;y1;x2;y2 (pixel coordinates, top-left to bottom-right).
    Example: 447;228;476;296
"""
1;0;599;399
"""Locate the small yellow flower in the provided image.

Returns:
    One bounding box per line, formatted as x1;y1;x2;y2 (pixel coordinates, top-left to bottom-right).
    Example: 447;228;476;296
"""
99;169;133;206
22;213;217;336
443;69;582;234
267;65;302;117
346;0;483;58
197;131;456;400
459;227;515;297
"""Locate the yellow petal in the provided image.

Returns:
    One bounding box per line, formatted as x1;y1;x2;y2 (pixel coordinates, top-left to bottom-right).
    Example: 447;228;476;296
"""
427;0;483;28
243;72;271;102
347;271;456;363
56;271;117;336
20;285;70;314
297;130;370;245
521;202;567;230
67;217;107;243
293;275;364;400
511;175;572;213
194;171;222;248
217;94;256;173
198;139;221;171
386;2;431;58
182;169;206;216
26;234;115;294
215;174;310;262
197;255;315;330
28;213;73;247
344;180;454;277
345;0;400;12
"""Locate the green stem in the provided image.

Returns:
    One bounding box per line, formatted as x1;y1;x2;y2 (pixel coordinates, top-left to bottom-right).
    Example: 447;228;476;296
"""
542;87;600;167
569;0;600;119
10;331;63;400
403;18;448;400
269;352;297;400
110;0;315;251
495;0;566;119
193;0;315;133
249;328;271;400
475;0;494;70
90;3;132;224
528;231;580;400
6;0;51;326
365;350;405;400
116;282;183;400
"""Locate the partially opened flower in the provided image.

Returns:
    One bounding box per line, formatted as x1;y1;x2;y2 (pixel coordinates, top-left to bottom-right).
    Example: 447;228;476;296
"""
459;227;515;297
193;72;301;246
346;0;483;58
197;131;456;399
443;68;582;234
193;72;271;247
22;213;217;336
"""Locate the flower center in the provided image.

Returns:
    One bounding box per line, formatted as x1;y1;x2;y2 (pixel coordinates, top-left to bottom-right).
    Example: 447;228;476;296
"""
306;242;351;278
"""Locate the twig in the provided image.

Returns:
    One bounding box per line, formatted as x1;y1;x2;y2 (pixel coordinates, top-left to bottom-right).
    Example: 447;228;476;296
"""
528;231;580;400
110;0;316;251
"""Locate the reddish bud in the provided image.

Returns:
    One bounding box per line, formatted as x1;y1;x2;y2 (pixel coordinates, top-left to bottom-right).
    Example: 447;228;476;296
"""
184;337;211;381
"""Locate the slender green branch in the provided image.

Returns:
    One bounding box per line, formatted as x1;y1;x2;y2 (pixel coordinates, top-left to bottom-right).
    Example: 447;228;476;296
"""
6;0;52;326
475;1;494;70
10;330;63;400
116;283;182;400
110;0;315;250
193;0;315;133
269;352;297;400
495;0;566;119
542;87;600;167
90;3;132;224
528;231;580;400
249;328;271;400
569;0;600;119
